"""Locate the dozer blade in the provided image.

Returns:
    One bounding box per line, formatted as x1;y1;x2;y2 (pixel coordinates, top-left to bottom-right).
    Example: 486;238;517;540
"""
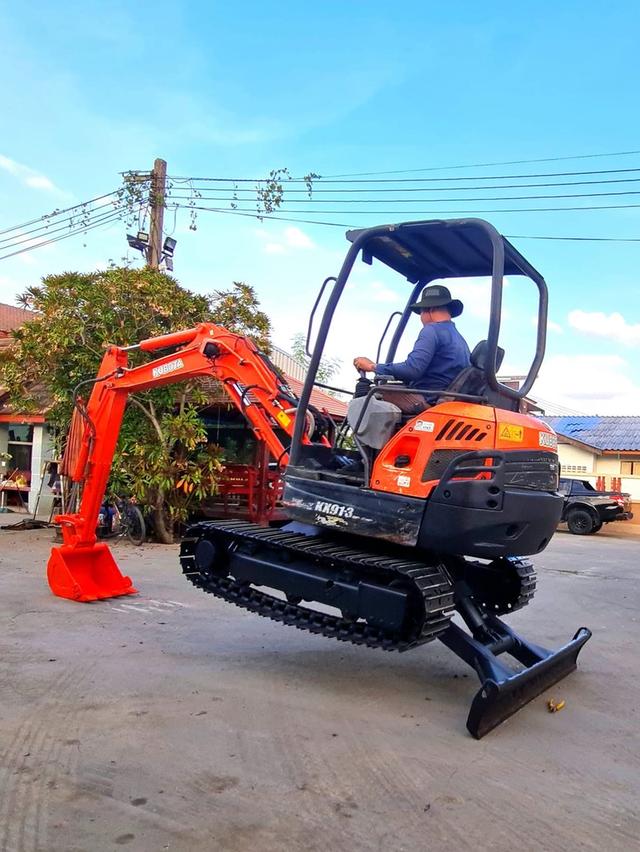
47;543;137;602
439;619;592;739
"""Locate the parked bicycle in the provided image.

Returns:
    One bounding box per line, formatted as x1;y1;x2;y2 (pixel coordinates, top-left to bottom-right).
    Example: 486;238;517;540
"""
97;495;146;546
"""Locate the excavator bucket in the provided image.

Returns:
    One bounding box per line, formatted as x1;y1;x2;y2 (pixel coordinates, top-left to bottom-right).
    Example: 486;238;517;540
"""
47;543;137;602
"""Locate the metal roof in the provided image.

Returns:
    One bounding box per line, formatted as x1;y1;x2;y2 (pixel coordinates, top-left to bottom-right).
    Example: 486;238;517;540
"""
345;218;544;283
543;416;640;452
0;303;35;334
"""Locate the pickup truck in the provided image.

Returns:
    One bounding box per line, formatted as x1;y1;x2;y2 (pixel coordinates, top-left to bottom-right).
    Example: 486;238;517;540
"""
559;477;634;535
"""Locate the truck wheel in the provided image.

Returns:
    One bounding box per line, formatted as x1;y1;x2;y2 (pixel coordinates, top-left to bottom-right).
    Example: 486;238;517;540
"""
567;508;595;535
591;520;603;534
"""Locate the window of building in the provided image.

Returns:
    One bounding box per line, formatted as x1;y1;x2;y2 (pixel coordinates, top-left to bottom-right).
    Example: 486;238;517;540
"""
7;423;34;475
561;464;588;474
621;461;640;476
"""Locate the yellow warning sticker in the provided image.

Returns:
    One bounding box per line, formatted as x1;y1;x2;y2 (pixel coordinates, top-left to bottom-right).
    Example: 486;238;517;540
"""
499;424;524;442
276;410;292;428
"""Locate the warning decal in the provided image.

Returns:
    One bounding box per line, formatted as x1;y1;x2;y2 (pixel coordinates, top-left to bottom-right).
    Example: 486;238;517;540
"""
499;424;524;442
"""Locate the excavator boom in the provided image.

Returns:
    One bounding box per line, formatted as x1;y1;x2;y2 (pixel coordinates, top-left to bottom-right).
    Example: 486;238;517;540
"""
48;322;324;600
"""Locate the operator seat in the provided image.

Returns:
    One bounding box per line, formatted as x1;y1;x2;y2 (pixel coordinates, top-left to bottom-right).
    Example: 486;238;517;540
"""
441;340;519;412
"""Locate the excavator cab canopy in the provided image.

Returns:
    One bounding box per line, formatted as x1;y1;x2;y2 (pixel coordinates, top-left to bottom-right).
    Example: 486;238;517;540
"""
291;218;549;461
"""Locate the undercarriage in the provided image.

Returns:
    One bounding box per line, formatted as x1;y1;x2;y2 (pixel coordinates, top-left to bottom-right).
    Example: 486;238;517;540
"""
180;520;590;737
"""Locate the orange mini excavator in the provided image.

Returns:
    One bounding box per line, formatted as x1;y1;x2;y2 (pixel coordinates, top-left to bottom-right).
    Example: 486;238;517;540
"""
48;218;590;738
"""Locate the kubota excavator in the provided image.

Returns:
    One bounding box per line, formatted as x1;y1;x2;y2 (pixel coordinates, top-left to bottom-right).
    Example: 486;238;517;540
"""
49;218;591;738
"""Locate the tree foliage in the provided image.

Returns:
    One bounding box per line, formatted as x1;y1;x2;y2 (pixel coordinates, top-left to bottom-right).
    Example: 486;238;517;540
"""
0;267;271;540
290;332;342;385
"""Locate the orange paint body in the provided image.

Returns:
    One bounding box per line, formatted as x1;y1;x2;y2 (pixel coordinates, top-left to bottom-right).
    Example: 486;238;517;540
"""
371;401;557;498
48;323;328;602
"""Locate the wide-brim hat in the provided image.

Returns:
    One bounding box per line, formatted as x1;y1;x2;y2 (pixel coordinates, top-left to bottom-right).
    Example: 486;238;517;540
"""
409;284;463;317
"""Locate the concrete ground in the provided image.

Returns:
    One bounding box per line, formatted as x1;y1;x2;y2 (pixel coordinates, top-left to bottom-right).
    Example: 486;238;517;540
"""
1;519;638;852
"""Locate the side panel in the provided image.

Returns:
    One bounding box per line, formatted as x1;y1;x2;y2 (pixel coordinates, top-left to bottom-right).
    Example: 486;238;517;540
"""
371;402;496;499
282;471;425;545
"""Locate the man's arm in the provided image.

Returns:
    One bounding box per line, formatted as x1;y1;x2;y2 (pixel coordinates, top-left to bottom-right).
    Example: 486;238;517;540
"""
375;325;437;383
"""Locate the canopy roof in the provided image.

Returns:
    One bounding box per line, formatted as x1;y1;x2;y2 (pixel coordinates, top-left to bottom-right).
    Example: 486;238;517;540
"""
346;218;544;284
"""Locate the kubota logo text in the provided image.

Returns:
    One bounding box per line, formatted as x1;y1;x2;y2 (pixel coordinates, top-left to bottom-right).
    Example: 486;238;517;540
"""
152;358;184;379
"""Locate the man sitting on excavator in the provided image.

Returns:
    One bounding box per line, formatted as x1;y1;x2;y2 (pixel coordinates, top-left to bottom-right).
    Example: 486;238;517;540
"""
353;284;471;400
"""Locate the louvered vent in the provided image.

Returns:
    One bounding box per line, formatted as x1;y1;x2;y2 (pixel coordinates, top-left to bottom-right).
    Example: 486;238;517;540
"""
435;418;488;442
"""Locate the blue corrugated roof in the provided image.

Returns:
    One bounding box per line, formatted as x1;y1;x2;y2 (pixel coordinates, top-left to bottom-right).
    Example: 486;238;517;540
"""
542;416;640;452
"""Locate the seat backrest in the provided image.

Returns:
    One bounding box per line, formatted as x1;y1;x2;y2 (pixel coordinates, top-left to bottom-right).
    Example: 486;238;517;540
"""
443;340;518;411
469;339;505;372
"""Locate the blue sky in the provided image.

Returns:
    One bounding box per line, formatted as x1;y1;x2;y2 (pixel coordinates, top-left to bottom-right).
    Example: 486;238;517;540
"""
1;1;640;412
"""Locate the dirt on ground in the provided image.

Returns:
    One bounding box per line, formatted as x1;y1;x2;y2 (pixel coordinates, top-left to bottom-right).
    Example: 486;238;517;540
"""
0;519;638;852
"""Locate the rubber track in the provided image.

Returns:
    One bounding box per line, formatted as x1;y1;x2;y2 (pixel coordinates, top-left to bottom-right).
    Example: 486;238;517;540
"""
469;556;537;615
180;520;455;652
504;557;537;613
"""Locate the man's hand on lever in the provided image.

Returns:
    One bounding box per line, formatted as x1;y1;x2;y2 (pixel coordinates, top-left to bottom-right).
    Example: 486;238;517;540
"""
353;357;376;373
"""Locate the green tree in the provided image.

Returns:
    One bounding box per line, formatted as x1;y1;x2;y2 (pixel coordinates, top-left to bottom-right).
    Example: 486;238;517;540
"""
290;332;342;386
0;268;271;541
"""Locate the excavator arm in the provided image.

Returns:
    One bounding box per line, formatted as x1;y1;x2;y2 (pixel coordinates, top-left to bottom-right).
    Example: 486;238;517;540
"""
48;322;325;600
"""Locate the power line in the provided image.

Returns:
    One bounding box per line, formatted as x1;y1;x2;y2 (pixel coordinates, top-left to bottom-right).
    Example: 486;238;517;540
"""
505;234;640;242
0;190;121;237
168;165;640;185
168;189;640;204
0;209;137;261
178;204;640;242
177;202;640;215
0;200;125;247
178;175;640;194
0;207;129;253
318;148;640;178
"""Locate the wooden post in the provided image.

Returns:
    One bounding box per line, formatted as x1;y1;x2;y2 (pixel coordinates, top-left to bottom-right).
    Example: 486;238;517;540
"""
148;158;167;268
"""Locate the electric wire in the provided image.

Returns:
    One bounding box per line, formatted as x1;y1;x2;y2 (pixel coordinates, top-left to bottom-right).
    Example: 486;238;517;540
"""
0;209;137;260
0;190;122;237
0;207;130;252
0;200;126;246
177;201;640;215
174;175;640;194
171;203;640;242
167;189;640;204
167;165;640;184
318;148;640;178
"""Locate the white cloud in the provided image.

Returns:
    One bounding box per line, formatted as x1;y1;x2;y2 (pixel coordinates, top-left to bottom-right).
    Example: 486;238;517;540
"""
265;242;286;255
283;226;314;249
534;353;640;414
568;309;640;347
436;276;511;321
256;225;315;255
530;315;563;334
371;280;400;303
0;153;60;193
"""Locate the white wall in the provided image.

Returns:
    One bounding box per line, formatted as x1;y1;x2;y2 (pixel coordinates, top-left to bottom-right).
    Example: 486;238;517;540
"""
29;424;57;515
619;477;640;501
0;425;8;475
557;442;595;476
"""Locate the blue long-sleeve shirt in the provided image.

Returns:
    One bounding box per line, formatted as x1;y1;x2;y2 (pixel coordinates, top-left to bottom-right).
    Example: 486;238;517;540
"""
375;320;470;390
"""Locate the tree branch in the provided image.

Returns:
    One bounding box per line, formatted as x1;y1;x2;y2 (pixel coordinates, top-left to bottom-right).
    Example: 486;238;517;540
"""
129;396;164;442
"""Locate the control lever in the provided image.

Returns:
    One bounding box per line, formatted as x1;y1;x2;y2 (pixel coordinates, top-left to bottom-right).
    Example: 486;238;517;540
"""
354;368;372;399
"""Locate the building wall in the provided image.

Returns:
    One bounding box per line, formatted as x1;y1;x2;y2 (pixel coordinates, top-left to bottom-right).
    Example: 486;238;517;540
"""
557;443;595;476
0;425;9;479
556;441;640;519
0;421;57;514
28;425;57;514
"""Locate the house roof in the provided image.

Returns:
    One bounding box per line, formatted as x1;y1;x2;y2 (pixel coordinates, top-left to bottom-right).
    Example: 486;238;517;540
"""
543;416;640;452
284;375;348;420
196;373;348;421
0;303;35;335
